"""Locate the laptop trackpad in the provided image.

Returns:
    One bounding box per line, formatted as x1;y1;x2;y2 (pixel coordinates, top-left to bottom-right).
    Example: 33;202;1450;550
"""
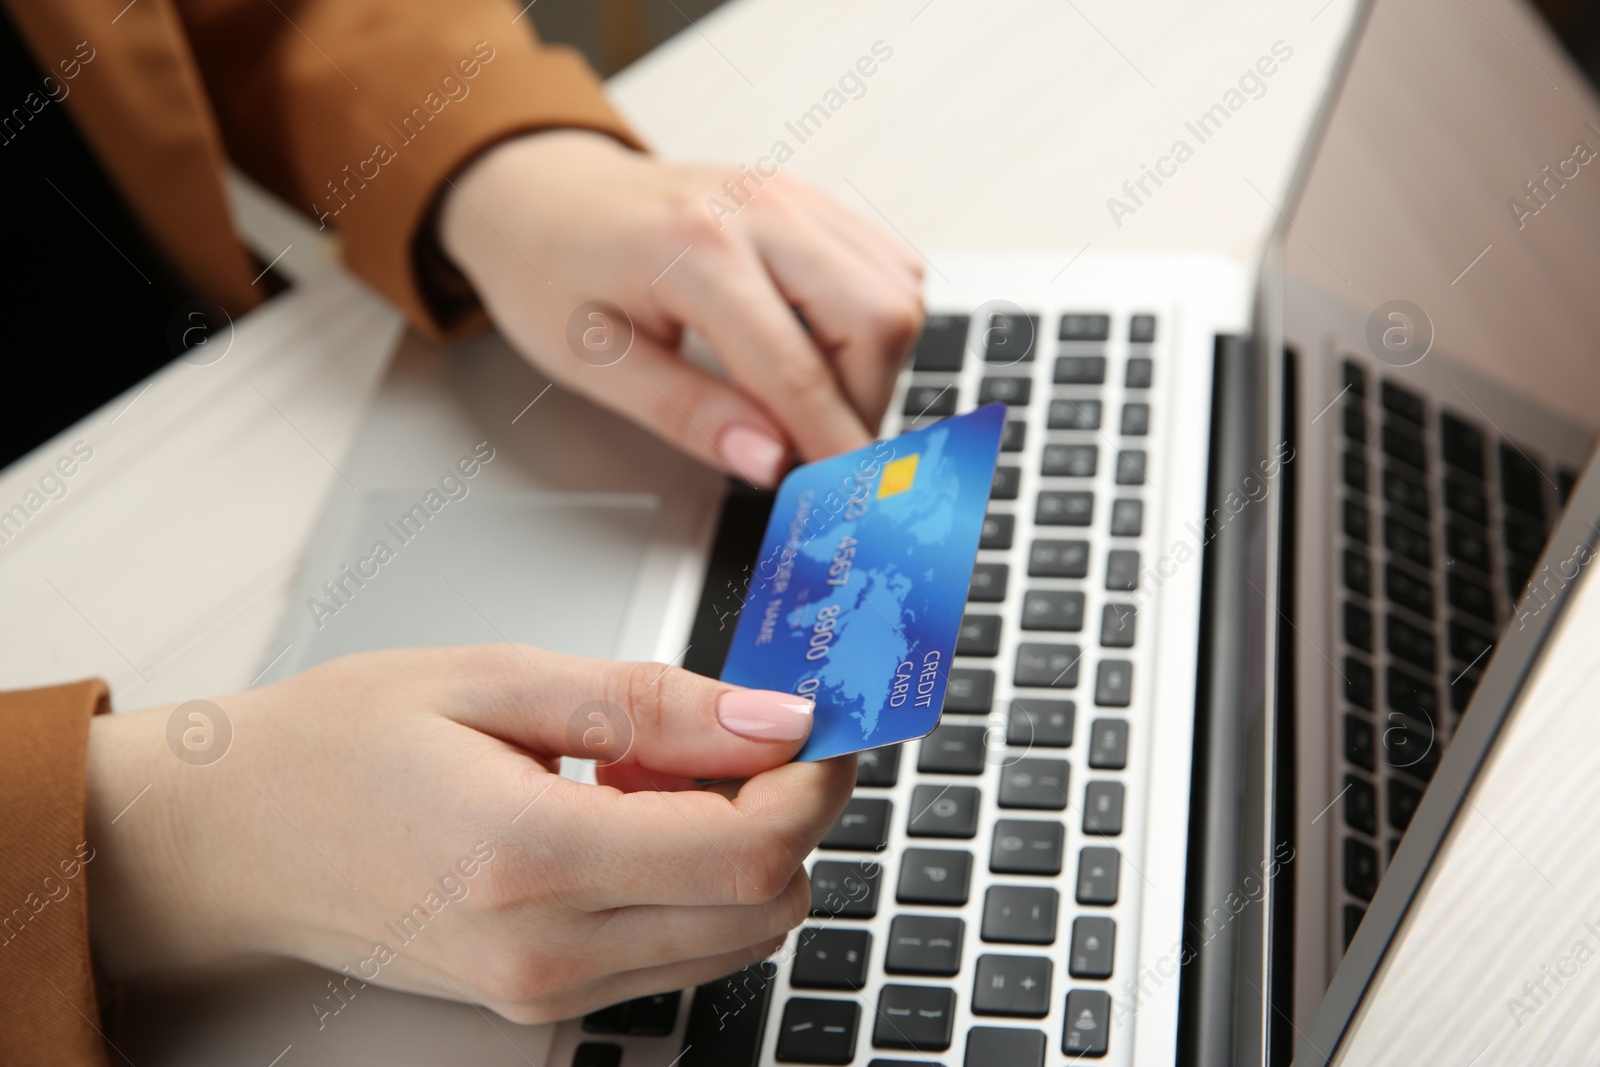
278;490;659;671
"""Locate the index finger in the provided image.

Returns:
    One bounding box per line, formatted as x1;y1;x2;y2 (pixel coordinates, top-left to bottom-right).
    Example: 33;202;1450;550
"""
664;239;872;461
561;757;857;910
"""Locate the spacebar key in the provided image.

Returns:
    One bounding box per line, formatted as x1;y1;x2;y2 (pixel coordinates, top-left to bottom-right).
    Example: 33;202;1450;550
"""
678;963;777;1067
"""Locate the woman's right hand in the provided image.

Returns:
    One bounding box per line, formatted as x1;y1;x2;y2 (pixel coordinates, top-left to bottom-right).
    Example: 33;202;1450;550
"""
84;644;855;1023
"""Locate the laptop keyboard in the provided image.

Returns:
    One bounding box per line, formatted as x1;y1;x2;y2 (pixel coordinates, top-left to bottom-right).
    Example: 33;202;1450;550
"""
1331;359;1577;951
572;308;1179;1067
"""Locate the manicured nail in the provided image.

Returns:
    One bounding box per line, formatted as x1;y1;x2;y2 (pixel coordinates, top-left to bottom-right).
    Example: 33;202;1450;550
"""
718;424;785;486
717;689;814;742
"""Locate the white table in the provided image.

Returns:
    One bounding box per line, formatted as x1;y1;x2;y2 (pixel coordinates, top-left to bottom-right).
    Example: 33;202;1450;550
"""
6;0;1599;1062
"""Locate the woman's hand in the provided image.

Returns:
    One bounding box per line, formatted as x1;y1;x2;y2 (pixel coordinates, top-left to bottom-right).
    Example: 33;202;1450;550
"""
438;130;925;486
84;646;854;1023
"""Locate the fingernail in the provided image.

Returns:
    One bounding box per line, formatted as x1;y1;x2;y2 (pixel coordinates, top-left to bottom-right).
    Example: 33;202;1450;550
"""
717;689;814;742
718;424;785;486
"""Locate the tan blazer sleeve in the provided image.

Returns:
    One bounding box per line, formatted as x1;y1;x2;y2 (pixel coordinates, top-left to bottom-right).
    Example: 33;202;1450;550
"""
0;681;111;1067
174;0;646;337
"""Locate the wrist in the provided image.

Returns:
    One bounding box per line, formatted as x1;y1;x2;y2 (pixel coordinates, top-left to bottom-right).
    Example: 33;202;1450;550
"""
84;703;264;978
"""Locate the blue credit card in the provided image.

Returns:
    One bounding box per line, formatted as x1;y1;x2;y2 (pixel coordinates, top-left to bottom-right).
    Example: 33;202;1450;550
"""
721;403;1007;761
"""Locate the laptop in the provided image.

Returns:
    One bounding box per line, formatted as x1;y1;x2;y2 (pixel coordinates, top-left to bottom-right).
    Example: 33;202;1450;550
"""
230;9;1600;1067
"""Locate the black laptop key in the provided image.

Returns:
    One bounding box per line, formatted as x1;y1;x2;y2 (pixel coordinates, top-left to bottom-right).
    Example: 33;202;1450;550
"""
1444;477;1488;523
986;312;1038;364
981;885;1059;944
1127;313;1156;342
1386;563;1434;619
1054;354;1106;384
908;784;981;839
1021;590;1085;632
911;314;969;372
1119;403;1150;436
1096;550;1136;592
943;668;995;714
972;955;1052;1017
885;915;964;976
1387;777;1423;832
1381;421;1427;472
1344;498;1370;543
1110;499;1143;537
1076;847;1120;905
966;1027;1046;1067
898;848;973;906
1088;719;1129;769
1448;573;1495;623
1125;356;1153;388
1343;601;1374;653
919;723;989;774
999;758;1070;810
821;797;892;851
990;466;1021;501
1384;713;1438;781
1383;468;1430;520
1068;916;1117;978
1059;313;1110;341
991;820;1065;876
1448;620;1493;666
1029;538;1089;578
1082;780;1125;835
1343;837;1379;901
584;991;682;1035
1386;613;1436;672
956;614;1003;656
1014;643;1080;689
1445;521;1491;572
1037;490;1094;526
1503;513;1547;558
1342;903;1367;951
1041;443;1098;478
810;861;882;918
776;997;859;1064
1499;443;1546;521
791;927;872;991
1345;655;1375;710
1385;514;1432;567
677;962;776;1067
1343;402;1367;444
968;562;1009;603
1001;419;1026;453
1439;411;1485;477
1047;399;1102;430
1380;380;1425;424
1387;666;1439;725
1100;603;1136;648
1062;990;1111;1057
1344;548;1372;597
1342;359;1367;397
980;513;1015;549
1115;450;1146;485
1093;660;1133;707
1008;698;1074;748
856;745;902;787
1344;713;1375;772
979;376;1032;406
1343;773;1377;836
873;986;957;1053
904;383;957;419
1343;450;1369;493
573;1042;623;1067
